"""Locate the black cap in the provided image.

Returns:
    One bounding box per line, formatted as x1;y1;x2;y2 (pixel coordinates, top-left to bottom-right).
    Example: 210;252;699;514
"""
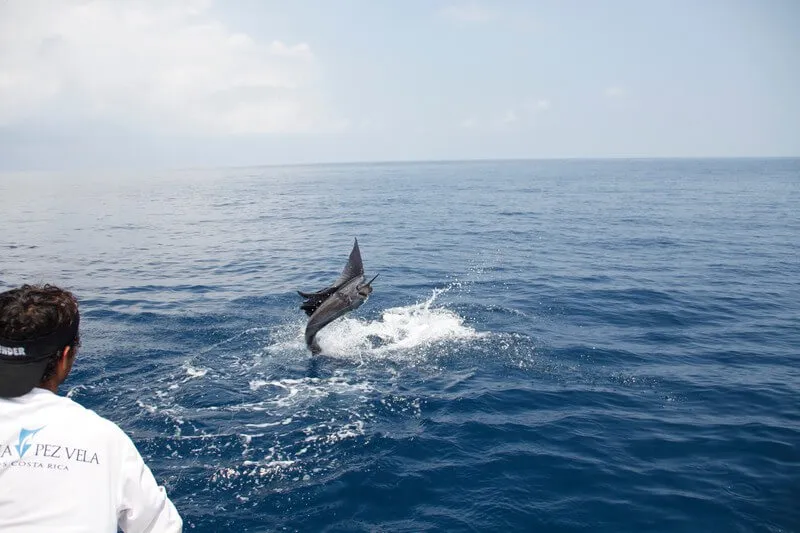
0;316;79;398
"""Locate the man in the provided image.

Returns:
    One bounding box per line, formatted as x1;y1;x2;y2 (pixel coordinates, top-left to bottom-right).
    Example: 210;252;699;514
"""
0;284;183;532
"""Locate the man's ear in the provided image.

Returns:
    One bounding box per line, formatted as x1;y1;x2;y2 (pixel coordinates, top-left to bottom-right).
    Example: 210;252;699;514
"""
61;345;72;361
57;345;76;378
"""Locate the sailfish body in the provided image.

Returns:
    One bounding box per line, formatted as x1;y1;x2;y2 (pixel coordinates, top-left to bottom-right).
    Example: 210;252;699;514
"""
298;239;377;354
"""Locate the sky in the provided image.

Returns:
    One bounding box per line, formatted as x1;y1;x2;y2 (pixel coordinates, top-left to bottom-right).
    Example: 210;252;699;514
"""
0;0;798;170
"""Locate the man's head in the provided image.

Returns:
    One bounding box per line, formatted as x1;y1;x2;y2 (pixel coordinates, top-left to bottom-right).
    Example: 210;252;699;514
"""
0;284;80;397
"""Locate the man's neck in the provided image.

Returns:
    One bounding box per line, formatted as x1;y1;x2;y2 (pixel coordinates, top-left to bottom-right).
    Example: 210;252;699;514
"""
37;381;59;394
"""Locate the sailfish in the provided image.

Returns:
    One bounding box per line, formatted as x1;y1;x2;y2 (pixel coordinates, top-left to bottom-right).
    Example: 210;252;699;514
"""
298;238;378;354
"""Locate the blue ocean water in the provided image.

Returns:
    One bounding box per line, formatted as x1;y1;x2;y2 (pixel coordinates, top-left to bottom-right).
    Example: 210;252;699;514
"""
1;158;798;532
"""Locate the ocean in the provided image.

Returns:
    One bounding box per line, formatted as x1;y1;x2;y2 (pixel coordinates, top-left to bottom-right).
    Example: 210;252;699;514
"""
1;158;798;532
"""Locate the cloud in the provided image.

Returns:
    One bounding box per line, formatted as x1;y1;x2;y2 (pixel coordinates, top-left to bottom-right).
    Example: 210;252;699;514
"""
459;97;550;132
268;40;314;60
0;0;337;135
604;86;627;98
460;117;479;129
439;3;496;24
481;109;519;129
500;110;519;125
525;99;551;112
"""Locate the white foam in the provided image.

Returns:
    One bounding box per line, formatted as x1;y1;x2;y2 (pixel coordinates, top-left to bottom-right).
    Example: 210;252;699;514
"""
65;384;88;398
244;421;283;428
136;399;158;414
183;364;208;378
269;288;484;360
301;420;366;445
240;376;374;412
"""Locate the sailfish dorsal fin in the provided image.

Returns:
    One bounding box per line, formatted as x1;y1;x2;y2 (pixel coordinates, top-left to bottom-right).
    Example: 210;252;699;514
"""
333;238;364;287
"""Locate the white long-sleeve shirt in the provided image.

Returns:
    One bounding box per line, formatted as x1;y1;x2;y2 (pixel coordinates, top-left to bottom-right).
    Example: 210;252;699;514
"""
0;388;183;532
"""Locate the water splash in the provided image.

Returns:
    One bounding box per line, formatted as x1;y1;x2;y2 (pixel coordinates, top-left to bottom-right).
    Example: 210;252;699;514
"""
267;287;484;360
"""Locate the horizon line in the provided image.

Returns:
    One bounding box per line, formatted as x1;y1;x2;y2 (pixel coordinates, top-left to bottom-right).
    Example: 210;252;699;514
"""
1;154;798;175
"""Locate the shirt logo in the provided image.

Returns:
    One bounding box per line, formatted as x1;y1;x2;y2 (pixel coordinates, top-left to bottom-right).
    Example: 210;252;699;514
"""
15;427;45;458
2;425;101;472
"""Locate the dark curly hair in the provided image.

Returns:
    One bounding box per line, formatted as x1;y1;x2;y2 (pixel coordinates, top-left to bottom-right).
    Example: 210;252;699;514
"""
0;284;81;383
